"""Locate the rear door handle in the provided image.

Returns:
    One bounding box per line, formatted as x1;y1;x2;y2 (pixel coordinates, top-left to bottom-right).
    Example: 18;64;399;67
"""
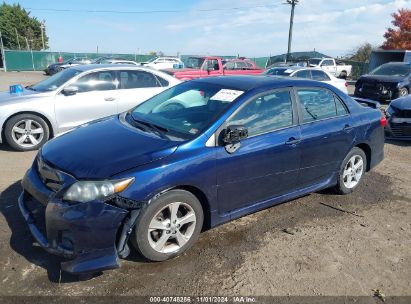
343;124;354;132
285;137;301;145
104;97;116;101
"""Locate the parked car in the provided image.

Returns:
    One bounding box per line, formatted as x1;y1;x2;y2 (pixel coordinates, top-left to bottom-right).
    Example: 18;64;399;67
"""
141;57;184;70
163;56;263;80
0;65;180;151
103;59;139;65
91;57;127;64
45;57;92;75
263;67;348;94
308;58;352;79
18;76;385;275
267;60;308;69
354;62;411;102
385;94;411;140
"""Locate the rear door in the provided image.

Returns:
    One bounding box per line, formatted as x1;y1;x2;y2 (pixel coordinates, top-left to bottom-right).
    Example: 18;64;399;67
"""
295;87;355;188
216;89;301;214
54;70;118;132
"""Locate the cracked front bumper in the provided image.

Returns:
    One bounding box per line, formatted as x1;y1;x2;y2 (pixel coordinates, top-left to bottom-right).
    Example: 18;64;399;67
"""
18;165;129;274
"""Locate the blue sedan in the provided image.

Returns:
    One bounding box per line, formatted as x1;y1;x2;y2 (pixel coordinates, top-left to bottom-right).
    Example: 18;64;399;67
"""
18;76;385;275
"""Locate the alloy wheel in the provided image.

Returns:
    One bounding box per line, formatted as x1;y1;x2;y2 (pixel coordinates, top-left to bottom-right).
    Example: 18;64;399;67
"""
11;119;45;148
343;155;364;189
147;202;197;254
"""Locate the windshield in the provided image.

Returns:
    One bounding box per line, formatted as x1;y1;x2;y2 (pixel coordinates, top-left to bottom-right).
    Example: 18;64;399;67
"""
263;68;292;76
370;64;410;77
186;57;206;69
30;68;82;92
130;81;245;139
308;59;321;66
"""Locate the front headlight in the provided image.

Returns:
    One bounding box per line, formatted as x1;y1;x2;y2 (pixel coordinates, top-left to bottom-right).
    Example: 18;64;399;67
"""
63;178;134;203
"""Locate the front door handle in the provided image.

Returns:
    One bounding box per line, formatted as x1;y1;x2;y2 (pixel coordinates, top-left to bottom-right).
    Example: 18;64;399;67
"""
104;97;116;101
285;137;301;145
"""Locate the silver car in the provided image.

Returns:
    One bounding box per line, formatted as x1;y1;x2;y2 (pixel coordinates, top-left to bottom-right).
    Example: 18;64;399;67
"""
0;65;180;151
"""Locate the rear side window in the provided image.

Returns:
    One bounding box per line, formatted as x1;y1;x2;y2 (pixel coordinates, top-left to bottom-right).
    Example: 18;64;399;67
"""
119;70;160;89
311;70;331;81
227;90;293;137
297;88;346;122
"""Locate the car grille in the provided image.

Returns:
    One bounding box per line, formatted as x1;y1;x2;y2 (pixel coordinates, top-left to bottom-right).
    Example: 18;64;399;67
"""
390;123;411;137
24;193;47;238
37;157;64;192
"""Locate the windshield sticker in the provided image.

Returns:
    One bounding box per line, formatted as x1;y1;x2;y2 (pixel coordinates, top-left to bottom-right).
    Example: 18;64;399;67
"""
211;89;244;102
189;128;199;134
284;69;294;73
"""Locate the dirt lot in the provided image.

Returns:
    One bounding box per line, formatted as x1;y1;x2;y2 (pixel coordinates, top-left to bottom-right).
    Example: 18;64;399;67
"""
0;71;409;297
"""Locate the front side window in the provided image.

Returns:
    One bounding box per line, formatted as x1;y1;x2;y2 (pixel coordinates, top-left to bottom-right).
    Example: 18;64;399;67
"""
203;59;219;71
227;90;293;137
311;70;331;81
119;70;160;89
297;88;344;122
321;60;334;66
73;71;116;92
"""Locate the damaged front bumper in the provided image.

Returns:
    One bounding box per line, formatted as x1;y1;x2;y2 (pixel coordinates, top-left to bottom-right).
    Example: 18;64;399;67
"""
18;162;135;275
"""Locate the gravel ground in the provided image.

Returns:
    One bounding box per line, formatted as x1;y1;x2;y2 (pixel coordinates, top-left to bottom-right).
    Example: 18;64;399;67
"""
0;71;409;297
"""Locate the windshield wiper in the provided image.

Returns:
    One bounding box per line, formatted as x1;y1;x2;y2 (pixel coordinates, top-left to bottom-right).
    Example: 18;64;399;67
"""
305;106;318;120
129;114;169;139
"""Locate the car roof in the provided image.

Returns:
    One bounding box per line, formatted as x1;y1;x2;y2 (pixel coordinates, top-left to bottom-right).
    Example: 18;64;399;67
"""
71;64;157;72
191;75;333;91
267;66;325;72
382;62;411;66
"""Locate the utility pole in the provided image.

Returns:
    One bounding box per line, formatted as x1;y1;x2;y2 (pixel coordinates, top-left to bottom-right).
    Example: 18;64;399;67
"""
285;0;299;62
15;28;21;50
40;20;46;50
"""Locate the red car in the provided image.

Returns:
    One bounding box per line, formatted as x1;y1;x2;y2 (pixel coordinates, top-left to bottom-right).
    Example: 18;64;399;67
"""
162;56;264;81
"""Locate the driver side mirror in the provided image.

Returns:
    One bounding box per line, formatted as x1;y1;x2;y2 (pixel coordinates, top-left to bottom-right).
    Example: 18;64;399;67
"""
62;85;79;96
223;125;248;144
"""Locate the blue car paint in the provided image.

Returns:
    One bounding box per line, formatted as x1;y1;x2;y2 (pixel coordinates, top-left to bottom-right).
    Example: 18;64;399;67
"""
18;76;385;274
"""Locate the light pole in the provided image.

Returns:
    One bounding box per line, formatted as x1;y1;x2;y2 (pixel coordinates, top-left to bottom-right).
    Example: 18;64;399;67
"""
40;20;46;50
0;30;7;72
285;0;299;62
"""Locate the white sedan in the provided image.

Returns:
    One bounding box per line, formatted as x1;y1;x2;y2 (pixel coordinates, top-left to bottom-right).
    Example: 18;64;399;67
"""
263;67;348;94
142;57;184;70
0;65;180;151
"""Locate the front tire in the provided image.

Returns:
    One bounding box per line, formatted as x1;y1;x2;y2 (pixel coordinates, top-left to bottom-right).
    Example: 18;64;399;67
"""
335;147;367;195
399;87;409;97
132;190;204;261
4;114;50;151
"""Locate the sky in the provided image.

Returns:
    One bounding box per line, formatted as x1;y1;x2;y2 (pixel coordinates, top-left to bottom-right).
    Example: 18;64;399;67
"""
5;0;411;57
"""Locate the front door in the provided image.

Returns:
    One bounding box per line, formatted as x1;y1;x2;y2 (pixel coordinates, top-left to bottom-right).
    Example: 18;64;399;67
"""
295;87;355;188
54;70;118;133
216;89;301;214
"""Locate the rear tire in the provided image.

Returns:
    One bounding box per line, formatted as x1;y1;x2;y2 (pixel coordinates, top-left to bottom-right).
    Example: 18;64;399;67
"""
131;190;204;261
334;147;367;195
4;114;50;151
339;71;347;79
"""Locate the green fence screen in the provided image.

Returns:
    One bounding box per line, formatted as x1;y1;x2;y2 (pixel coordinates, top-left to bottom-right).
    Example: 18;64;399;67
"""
3;50;155;71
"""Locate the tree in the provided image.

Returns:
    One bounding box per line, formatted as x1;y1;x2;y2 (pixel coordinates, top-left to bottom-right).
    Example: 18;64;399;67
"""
381;8;411;50
0;3;49;50
347;42;374;62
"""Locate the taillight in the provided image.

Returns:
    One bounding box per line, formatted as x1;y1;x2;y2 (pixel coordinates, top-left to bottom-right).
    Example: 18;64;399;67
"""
345;82;348;87
380;112;387;127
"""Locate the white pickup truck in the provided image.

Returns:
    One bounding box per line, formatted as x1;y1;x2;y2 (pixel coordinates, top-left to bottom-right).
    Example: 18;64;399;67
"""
308;58;352;79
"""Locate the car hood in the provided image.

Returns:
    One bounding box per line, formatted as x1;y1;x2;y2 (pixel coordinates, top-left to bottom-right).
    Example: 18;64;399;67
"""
0;89;51;105
359;75;405;83
41;115;179;179
390;95;411;110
